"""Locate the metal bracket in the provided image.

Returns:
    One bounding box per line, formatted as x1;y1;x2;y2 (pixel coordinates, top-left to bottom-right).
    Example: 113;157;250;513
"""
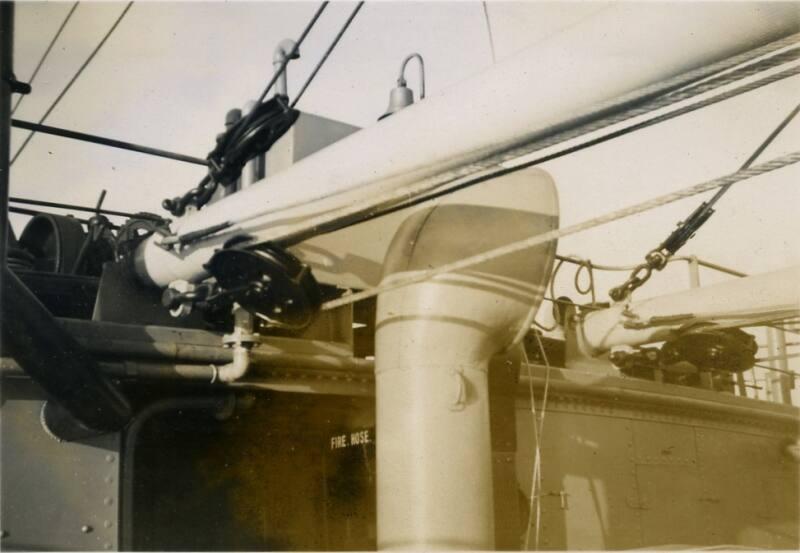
5;73;31;95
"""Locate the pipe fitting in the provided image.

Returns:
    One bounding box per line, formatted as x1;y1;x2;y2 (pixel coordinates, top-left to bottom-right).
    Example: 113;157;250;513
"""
214;343;251;383
214;305;259;383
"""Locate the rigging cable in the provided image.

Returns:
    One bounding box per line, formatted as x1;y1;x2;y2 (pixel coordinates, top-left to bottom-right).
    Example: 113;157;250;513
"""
481;2;497;64
754;363;800;378
609;97;800;300
162;33;799;241
10;1;134;166
290;2;365;109
11;1;79;115
230;2;328;146
522;345;542;551
267;39;800;247
321;151;800;310
8;206;112;228
522;332;553;551
10;118;208;166
328;65;800;240
161;1;329;216
8;196;163;221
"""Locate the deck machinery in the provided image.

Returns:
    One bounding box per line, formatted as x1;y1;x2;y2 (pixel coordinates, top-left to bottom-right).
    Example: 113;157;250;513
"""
2;2;799;551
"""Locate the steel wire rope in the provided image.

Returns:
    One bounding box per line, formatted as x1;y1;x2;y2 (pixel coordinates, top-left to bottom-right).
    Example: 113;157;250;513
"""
256;40;800;248
290;2;364;109
202;32;799;242
498;47;800;173
179;1;329;208
8;206;114;228
227;2;328;146
339;64;800;239
9;118;209;166
321;151;800;310
522;332;553;551
608;95;800;300
10;1;133;166
183;35;799;246
755;352;800;364
481;2;496;64
706;99;800;206
754;363;800;378
11;1;80;115
12;2;328;171
9;196;162;220
522;345;542;551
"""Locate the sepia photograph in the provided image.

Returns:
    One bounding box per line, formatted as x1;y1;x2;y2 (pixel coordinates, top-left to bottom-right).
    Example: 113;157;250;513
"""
1;1;799;550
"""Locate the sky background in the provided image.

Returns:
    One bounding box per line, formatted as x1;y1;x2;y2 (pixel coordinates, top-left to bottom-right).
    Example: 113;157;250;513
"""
8;1;800;302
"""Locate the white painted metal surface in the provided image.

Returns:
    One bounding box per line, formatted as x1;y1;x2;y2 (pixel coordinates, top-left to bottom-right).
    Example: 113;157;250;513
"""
374;194;557;549
578;265;800;354
133;3;799;288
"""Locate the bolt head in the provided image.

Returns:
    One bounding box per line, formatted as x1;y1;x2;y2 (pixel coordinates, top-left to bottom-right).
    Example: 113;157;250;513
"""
81;525;93;534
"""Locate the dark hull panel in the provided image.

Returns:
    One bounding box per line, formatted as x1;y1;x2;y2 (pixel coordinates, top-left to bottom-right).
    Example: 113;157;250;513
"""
512;368;799;550
2;365;797;551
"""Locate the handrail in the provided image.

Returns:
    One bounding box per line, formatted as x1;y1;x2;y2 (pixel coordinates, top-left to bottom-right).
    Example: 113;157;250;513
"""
554;253;747;278
552;253;794;406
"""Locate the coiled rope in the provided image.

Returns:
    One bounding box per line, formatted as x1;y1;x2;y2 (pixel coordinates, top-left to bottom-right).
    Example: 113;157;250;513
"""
322;151;800;310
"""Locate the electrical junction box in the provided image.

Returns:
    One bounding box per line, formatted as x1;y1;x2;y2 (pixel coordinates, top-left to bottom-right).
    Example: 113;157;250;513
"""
265;112;360;177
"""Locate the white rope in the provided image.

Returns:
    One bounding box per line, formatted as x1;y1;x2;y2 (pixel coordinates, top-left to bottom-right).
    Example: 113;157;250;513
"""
522;333;553;550
323;151;800;310
228;34;800;247
522;346;541;551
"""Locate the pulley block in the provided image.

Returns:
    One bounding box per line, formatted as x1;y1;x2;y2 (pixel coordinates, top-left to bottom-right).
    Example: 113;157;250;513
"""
660;327;757;373
205;243;321;329
18;214;86;274
610;328;758;388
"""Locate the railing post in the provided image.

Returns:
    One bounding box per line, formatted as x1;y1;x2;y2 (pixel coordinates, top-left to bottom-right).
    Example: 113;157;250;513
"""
687;255;701;288
766;327;794;405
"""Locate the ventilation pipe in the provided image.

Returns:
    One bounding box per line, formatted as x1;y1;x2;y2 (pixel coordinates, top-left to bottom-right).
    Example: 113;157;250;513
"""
374;183;557;549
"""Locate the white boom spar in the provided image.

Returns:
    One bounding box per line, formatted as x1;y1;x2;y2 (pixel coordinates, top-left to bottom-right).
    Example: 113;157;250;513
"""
134;3;799;288
578;265;800;355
